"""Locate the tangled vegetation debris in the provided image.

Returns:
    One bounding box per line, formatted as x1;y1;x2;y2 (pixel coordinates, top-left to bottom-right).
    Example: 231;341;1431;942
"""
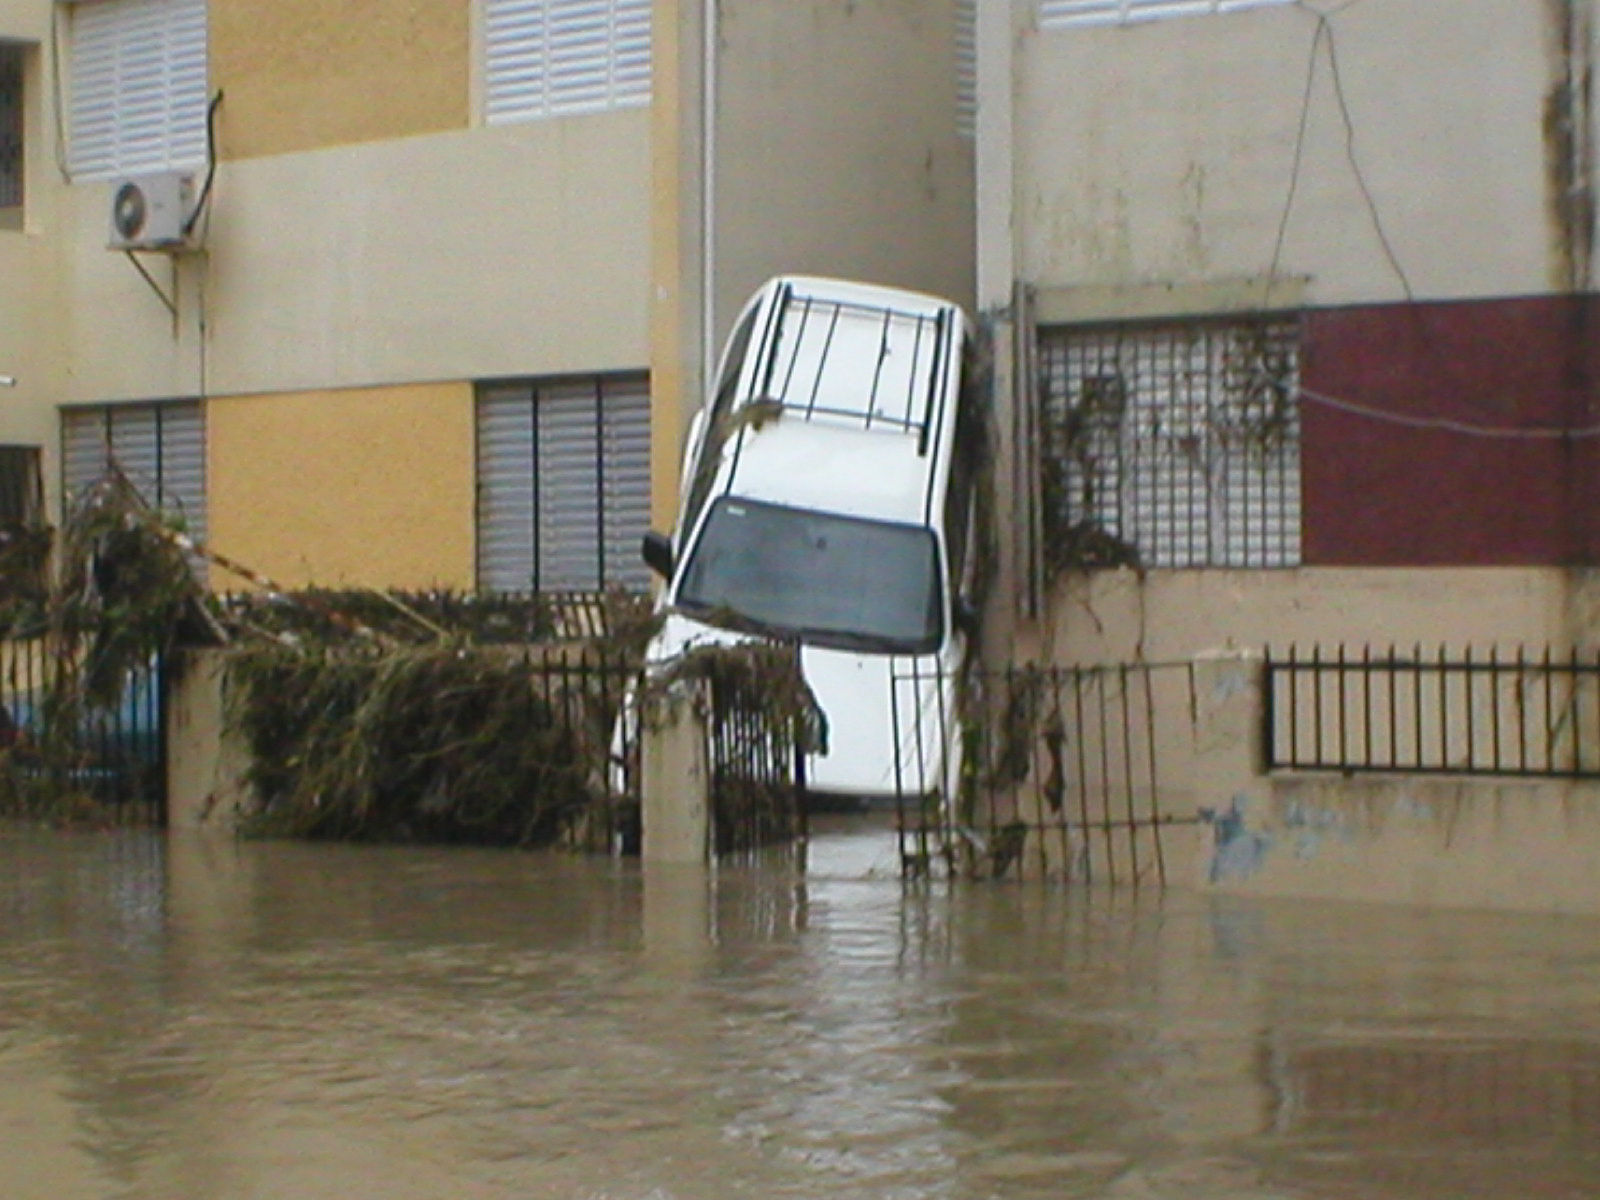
224;641;626;846
1;471;205;820
1;465;815;853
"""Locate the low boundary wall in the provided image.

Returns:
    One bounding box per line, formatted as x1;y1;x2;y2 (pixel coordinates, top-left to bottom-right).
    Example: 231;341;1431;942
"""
1192;652;1600;915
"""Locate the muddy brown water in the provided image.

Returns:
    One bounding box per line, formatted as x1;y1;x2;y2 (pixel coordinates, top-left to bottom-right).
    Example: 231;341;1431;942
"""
3;817;1600;1199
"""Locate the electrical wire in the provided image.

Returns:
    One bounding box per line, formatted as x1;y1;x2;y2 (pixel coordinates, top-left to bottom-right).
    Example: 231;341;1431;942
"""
1263;16;1322;307
1322;15;1413;300
1267;2;1414;303
1290;380;1600;440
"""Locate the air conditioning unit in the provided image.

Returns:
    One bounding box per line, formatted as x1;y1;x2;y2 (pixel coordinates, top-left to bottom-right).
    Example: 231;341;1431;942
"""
107;171;196;252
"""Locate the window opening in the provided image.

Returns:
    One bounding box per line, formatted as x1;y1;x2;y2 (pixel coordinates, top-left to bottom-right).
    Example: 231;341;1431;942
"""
1039;0;1295;30
476;373;651;593
1038;316;1301;569
0;44;21;214
0;446;41;528
484;0;652;124
66;0;208;182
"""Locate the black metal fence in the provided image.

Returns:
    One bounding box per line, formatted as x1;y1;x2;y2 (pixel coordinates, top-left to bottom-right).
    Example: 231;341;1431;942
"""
0;638;167;823
571;647;806;859
1265;644;1600;779
523;646;643;855
896;661;1198;886
705;658;806;856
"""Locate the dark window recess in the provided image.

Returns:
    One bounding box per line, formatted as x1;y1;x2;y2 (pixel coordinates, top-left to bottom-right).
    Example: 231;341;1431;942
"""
0;45;21;211
0;445;41;527
1037;315;1302;571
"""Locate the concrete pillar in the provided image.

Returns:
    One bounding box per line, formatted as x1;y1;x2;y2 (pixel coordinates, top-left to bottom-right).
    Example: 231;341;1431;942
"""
1189;650;1270;890
165;648;251;831
641;684;711;863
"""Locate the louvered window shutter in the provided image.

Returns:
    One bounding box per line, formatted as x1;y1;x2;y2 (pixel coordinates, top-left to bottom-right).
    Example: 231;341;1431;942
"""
476;375;651;592
1039;0;1294;28
955;0;976;139
67;0;208;182
60;400;207;574
485;0;652;125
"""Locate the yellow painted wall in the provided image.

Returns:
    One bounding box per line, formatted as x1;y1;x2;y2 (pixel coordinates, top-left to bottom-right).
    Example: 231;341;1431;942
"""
210;0;469;159
207;381;475;590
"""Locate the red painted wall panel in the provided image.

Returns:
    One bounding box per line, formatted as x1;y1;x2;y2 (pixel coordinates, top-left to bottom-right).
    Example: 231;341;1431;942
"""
1301;296;1600;566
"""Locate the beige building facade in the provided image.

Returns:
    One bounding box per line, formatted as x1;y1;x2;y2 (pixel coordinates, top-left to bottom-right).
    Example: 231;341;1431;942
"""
978;0;1600;659
0;0;974;591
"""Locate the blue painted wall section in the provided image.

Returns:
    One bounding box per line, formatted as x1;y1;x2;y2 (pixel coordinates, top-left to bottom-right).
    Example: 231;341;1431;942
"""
1202;796;1272;883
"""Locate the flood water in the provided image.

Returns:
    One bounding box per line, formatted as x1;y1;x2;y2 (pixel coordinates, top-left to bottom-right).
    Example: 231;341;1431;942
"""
3;819;1600;1200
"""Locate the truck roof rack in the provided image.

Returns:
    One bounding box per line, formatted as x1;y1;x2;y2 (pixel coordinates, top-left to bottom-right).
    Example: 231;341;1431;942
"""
753;283;948;454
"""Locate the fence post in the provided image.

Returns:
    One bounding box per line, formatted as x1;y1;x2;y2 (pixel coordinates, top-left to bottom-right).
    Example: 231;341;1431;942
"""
1191;649;1268;889
165;648;252;831
641;682;711;864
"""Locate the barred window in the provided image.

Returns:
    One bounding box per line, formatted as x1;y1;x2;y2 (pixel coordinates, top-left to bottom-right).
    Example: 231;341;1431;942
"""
1039;0;1295;30
0;44;21;214
1038;317;1301;569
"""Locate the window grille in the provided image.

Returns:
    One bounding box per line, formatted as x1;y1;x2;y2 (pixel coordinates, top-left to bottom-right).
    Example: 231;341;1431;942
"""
484;0;651;125
1037;316;1301;569
1039;0;1295;30
66;0;208;181
0;45;21;210
477;374;651;592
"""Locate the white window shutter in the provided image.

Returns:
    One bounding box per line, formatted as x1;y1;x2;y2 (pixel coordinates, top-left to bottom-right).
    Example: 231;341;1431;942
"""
61;400;207;570
955;0;976;139
68;0;208;182
1040;0;1293;29
485;0;651;125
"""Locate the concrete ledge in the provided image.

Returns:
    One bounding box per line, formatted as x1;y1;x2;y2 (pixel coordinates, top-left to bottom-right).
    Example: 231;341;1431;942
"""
1199;776;1600;915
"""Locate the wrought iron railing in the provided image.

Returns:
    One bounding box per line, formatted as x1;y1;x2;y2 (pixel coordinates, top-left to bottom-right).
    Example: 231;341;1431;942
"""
894;661;1198;886
705;652;806;856
0;638;166;822
1265;645;1600;779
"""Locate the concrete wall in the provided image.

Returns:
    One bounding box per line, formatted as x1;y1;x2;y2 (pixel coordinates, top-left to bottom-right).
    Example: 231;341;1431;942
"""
1034;567;1600;664
1186;651;1600;916
210;0;471;159
996;0;1569;308
165;649;250;831
711;0;975;340
0;4;66;499
1205;776;1600;914
59;114;653;404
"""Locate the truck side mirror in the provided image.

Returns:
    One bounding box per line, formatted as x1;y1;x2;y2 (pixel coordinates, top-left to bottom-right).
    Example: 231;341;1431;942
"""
642;531;675;580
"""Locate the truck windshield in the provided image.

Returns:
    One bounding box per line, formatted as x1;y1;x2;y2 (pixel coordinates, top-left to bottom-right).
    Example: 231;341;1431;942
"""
676;498;942;653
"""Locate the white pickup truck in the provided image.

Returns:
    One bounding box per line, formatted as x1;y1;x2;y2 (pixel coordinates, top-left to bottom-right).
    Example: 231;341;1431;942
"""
639;275;982;809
